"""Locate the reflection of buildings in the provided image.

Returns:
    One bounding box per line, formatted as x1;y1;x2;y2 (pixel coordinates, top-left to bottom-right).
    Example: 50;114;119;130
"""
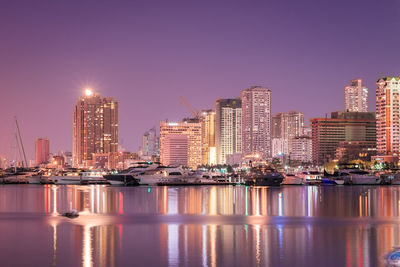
32;185;400;266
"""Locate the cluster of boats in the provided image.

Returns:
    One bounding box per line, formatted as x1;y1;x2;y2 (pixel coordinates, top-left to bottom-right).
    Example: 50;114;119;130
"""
2;162;400;187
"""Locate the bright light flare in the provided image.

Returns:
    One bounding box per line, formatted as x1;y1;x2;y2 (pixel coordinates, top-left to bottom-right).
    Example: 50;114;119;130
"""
84;88;93;97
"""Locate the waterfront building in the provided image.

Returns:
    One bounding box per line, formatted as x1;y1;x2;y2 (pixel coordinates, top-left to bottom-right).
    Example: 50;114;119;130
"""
271;111;304;157
345;79;368;112
215;98;242;164
376;77;400;159
72;89;119;168
290;136;312;163
310;111;376;165
35;137;50;166
200;110;216;165
140;127;159;158
160;121;202;169
241;86;272;159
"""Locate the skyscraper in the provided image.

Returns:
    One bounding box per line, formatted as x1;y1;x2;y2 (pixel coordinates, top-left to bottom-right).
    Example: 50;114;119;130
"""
159;121;202;168
215;99;242;164
35;138;49;166
345;79;368;112
241;86;272;159
72;89;119;168
376;77;400;157
199;110;216;165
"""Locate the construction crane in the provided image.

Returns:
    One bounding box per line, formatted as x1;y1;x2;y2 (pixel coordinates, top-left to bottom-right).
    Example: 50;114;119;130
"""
179;95;200;119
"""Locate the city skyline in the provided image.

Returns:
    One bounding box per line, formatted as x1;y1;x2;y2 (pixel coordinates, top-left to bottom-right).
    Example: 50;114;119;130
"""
1;0;399;161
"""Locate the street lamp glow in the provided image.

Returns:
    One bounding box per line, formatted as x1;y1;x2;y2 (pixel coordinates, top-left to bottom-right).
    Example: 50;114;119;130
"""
85;88;93;97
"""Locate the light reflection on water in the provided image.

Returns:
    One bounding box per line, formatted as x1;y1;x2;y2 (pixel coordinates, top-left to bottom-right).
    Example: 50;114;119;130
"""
1;185;400;266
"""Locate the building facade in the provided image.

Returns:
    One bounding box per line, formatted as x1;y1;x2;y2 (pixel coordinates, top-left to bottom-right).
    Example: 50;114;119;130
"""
310;111;376;165
376;77;400;157
159;121;202;169
35;138;50;166
345;78;368;112
72;89;119;168
215;99;242;164
241;86;272;159
290;136;312;163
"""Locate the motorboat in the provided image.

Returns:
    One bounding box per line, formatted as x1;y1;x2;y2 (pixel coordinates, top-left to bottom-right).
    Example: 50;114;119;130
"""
282;174;305;185
104;162;160;185
296;171;322;185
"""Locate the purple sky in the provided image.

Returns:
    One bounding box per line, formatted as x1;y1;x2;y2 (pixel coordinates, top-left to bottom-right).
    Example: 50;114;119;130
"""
1;0;399;161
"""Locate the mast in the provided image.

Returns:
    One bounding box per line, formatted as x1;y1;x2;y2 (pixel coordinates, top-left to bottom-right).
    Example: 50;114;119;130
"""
14;117;28;168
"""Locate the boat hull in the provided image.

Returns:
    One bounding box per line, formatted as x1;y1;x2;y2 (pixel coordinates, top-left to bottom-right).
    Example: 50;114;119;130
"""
103;175;139;186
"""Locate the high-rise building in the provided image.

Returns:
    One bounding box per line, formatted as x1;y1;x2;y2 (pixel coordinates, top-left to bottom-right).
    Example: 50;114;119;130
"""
215;99;242;164
159;121;202;169
241;86;272;159
345;78;368;112
35;138;50;166
199;110;216;165
271;111;304;157
140;127;159;158
310;111;376;165
376;77;400;157
72;89;119;168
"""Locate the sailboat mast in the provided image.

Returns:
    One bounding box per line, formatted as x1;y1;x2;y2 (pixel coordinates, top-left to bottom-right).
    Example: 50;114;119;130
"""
14;117;28;168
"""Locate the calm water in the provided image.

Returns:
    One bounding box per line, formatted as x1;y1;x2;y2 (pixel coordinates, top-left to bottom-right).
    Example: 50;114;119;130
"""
0;185;399;266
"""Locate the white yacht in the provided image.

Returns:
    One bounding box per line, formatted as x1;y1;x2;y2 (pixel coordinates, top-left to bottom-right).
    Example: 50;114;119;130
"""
135;166;190;185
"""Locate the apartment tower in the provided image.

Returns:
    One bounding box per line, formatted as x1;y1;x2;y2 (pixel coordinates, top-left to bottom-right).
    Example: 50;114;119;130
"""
241;86;272;159
72;89;119;168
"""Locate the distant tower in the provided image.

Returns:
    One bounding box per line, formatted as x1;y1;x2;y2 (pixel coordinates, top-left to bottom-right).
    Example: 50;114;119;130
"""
141;127;159;157
376;77;400;156
241;86;272;159
344;79;368;112
35;138;50;166
215;99;242;164
72;89;119;168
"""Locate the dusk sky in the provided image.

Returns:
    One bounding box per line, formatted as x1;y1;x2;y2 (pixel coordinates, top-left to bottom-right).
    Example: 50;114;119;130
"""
1;0;399;161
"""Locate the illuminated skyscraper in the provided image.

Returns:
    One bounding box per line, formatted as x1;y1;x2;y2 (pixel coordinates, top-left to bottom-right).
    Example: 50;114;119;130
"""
199;110;216;165
35;138;50;166
345;79;368;112
159;121;202;168
241;86;272;159
376;77;400;157
215;99;242;164
72;89;119;168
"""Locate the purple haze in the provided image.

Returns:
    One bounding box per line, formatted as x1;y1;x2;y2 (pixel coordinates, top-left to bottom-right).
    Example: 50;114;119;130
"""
0;0;399;160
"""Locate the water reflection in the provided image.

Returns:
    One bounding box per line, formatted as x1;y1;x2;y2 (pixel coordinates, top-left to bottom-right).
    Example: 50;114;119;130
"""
2;185;400;266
